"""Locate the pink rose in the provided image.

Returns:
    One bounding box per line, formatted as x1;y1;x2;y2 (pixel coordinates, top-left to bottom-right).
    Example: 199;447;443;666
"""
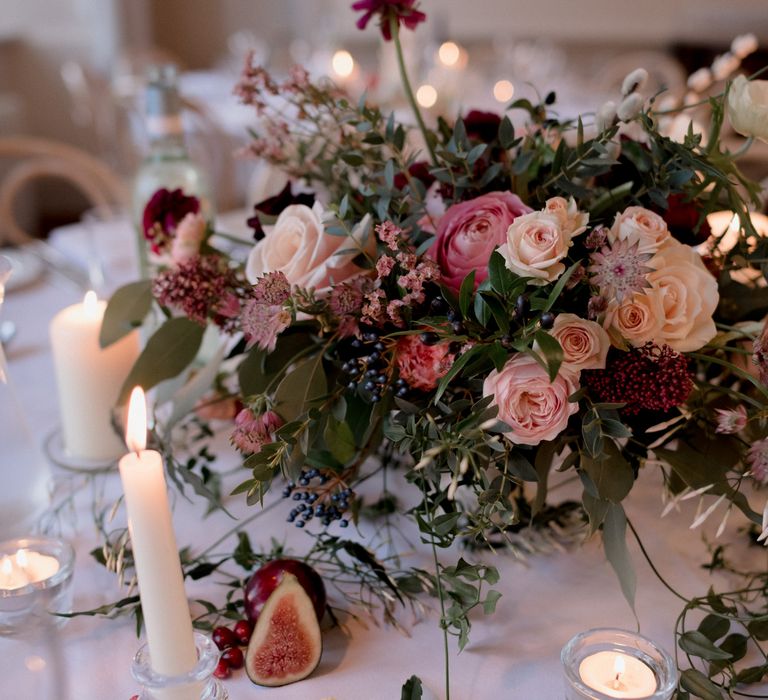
543;197;589;237
545;313;610;371
396;334;454;391
171;213;206;263
246;203;374;292
604;291;665;347
432;192;531;292
609;206;670;256
483;354;580;445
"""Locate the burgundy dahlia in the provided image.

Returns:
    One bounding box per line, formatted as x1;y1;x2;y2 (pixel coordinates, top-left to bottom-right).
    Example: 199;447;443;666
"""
584;343;693;415
351;0;426;41
142;188;200;254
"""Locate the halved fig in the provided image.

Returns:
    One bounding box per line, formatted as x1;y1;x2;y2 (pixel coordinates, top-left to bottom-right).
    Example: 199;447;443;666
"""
245;572;322;686
244;558;326;623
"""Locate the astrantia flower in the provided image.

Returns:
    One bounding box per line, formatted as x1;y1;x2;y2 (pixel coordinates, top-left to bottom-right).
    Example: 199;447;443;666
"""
230;409;284;455
584;343;693;415
152;255;238;329
714;406;748;434
352;0;426;41
252;271;291;305
396;334;454;391
747;439;768;485
588;238;653;302
329;277;371;337
142;188;200;254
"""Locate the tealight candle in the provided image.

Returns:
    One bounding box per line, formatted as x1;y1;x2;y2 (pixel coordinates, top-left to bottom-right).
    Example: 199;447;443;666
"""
0;549;60;591
562;628;677;700
50;291;139;462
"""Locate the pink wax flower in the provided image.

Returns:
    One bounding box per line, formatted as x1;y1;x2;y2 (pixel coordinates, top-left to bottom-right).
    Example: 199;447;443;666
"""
395;334;454;391
352;0;426;41
431;191;532;293
230;409;284;455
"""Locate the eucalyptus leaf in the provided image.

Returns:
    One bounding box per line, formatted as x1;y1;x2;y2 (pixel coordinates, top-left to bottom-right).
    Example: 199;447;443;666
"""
99;280;153;348
273;354;327;422
603;503;636;613
679;631;732;661
679;669;724;699
118;317;206;404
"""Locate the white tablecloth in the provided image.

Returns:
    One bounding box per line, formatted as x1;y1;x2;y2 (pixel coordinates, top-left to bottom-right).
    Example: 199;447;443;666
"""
0;219;763;700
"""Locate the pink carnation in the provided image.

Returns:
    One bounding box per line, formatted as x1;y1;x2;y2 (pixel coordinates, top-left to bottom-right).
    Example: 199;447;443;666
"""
432;191;532;293
395;334;454;391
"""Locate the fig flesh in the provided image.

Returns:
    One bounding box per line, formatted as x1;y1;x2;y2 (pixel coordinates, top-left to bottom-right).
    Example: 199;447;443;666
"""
245;572;322;686
244;558;326;623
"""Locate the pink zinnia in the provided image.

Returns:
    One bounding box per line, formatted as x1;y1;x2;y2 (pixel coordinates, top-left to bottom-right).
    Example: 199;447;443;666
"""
351;0;426;41
395;334;454;391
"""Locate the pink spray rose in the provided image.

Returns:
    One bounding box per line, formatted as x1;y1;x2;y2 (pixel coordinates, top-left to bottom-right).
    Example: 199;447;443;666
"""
432;192;531;293
396;334;454;391
483;354;579;445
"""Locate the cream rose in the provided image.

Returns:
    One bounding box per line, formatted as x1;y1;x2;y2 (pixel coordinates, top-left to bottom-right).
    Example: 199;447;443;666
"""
483;354;580;446
728;75;768;143
604;291;665;347
544;197;589;237
497;211;573;284
545;313;610;371
609;206;670;256
246;203;373;291
645;239;718;352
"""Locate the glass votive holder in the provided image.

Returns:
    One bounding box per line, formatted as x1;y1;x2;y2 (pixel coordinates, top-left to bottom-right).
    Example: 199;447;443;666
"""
561;628;678;700
131;632;228;700
0;536;75;636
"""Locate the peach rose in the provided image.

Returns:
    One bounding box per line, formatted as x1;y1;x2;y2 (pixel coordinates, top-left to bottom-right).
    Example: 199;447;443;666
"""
645;238;718;352
604;291;665;347
483;354;580;445
544;197;589;237
609;206;670;256
497;211;573;284
246;203;373;291
544;313;610;371
171;212;206;263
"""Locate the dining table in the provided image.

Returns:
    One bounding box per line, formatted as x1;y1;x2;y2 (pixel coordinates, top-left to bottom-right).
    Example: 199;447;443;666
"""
0;214;765;700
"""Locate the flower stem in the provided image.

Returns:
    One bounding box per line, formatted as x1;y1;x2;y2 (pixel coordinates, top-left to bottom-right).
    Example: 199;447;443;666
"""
390;16;438;166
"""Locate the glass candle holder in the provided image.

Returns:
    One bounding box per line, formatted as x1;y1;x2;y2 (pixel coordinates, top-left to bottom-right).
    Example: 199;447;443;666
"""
561;628;678;700
0;536;75;636
131;632;228;700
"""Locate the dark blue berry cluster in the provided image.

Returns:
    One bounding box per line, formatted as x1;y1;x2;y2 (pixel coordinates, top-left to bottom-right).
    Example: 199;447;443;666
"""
339;331;406;402
282;469;352;529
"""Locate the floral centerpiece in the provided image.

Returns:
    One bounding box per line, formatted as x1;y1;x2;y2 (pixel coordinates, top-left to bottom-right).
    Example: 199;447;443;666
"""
97;3;768;697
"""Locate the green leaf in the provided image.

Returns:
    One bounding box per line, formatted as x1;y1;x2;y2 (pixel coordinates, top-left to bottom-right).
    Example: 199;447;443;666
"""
99;280;153;347
238;346;268;397
679;669;724;699
498;116;515;149
533;440;556;515
603;503;636;612
118;317;205;404
273;354;327;422
487;250;515;296
324;416;355;465
459;270;476;317
679;631;733;661
433;344;484;403
733;665;766;684
698;614;730;642
748;618;768;641
483;589;502;615
581;441;634;503
400;675;423;700
534;330;563;381
582;490;609;536
543;260;582;312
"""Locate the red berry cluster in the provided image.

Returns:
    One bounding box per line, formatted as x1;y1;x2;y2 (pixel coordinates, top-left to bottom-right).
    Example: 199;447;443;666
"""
212;620;253;679
585;343;693;415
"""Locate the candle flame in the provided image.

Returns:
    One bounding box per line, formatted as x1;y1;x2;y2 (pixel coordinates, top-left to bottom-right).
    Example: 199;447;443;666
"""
15;549;28;568
126;386;147;453
1;557;11;575
83;290;99;318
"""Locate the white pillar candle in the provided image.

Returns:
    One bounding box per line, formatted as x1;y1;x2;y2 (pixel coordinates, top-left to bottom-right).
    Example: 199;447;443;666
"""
118;387;198;699
50;291;139;461
579;651;658;698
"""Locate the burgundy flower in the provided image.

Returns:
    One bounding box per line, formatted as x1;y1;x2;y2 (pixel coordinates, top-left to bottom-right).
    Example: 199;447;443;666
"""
393;161;435;190
584;343;693;415
351;0;426;41
464;110;502;143
661;193;711;246
142;188;200;254
253;182;315;217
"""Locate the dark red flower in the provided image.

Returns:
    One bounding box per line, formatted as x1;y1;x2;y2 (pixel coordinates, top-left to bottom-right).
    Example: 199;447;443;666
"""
351;0;426;41
661;193;711;246
253;182;315;217
393;161;435;190
142;188;200;254
464;110;502;143
584;343;693;415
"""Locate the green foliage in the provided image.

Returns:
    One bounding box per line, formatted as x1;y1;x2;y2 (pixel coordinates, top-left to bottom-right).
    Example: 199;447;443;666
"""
100;280;153;347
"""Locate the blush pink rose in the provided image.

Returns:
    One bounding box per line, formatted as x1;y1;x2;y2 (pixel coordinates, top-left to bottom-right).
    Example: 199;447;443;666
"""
483;354;580;445
545;313;610;371
396;334;454;391
609;206;670;256
432;191;532;292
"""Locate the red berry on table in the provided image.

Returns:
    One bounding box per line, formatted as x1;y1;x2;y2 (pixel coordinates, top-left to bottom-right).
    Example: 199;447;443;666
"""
233;619;253;645
212;625;238;650
129;696;139;700
213;658;231;679
222;646;244;669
